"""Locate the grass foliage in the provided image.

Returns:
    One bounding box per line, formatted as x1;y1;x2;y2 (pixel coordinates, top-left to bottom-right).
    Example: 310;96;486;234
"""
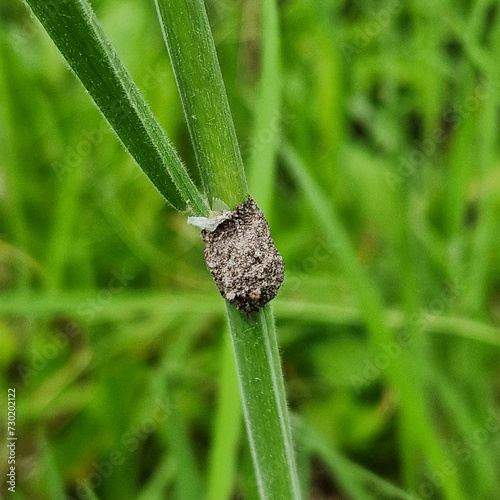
1;0;500;499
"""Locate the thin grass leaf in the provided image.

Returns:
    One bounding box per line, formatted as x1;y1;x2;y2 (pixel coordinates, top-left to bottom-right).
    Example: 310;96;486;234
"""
150;328;205;500
40;439;66;499
422;363;499;495
136;455;174;500
280;142;466;500
296;417;419;500
45;148;86;290
207;336;242;500
2;291;499;347
248;0;281;217
164;384;204;500
154;0;247;209
24;0;209;216
0;39;31;289
467;82;498;315
81;486;100;500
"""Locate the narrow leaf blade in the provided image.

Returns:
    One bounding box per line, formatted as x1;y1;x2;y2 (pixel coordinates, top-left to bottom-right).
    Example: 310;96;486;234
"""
24;0;209;216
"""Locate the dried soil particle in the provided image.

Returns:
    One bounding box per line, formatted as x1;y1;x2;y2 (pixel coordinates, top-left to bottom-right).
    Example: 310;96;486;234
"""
202;196;284;314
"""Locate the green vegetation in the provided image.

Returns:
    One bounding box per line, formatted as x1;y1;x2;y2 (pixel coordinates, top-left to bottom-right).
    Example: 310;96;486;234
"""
1;0;500;499
18;0;299;497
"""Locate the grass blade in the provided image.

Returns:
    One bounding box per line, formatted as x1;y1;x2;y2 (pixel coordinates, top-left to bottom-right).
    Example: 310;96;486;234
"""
40;438;66;499
154;0;247;209
24;0;209;216
151;325;205;500
248;0;281;217
137;455;174;500
207;335;242;500
164;383;204;500
296;418;418;500
1;291;498;348
280;142;465;500
153;2;300;497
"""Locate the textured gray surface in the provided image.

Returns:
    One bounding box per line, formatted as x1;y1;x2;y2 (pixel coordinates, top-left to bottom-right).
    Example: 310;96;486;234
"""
202;196;285;314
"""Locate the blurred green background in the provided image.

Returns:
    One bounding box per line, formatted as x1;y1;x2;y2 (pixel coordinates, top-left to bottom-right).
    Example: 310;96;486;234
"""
1;0;500;499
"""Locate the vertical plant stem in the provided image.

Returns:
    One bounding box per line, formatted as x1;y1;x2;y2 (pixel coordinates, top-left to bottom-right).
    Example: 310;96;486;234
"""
226;303;301;500
154;0;247;209
153;1;300;497
154;1;300;498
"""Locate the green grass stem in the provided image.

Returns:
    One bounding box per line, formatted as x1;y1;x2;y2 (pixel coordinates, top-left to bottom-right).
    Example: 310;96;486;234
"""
226;303;301;500
154;0;247;210
153;1;300;497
